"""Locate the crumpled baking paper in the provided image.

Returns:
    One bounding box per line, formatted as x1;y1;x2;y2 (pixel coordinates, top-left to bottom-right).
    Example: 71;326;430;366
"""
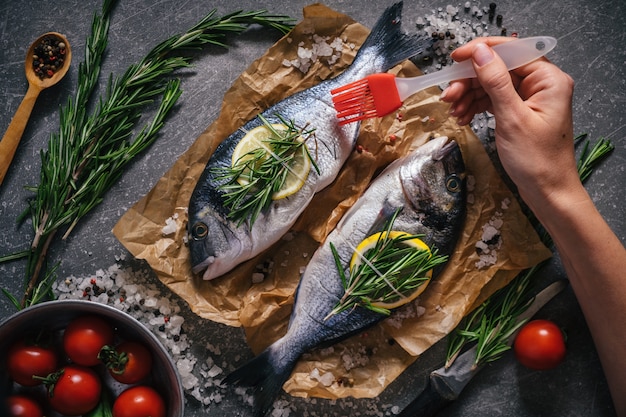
113;3;552;400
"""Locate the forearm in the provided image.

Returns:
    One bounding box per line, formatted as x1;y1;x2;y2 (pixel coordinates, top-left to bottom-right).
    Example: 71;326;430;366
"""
525;183;626;415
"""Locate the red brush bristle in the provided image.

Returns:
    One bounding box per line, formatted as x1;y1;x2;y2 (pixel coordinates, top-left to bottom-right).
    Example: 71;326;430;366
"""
331;73;401;124
331;78;377;124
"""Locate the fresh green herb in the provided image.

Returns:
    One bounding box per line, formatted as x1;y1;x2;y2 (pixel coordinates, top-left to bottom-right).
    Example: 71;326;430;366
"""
576;134;614;183
326;209;448;319
445;264;539;369
445;135;615;369
1;0;295;308
213;114;319;226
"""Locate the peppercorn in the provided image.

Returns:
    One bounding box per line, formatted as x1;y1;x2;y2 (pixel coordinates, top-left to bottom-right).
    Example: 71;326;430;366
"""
31;35;66;80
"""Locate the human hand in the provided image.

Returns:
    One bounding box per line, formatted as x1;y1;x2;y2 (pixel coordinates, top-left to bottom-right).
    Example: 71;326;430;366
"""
440;37;578;207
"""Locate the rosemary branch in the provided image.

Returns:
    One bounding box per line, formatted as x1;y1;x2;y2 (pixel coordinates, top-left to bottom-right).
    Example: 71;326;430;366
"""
326;209;448;319
445;135;615;369
5;0;295;308
213;114;318;226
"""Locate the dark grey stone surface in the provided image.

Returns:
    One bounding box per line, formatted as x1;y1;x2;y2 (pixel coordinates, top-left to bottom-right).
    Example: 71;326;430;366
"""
0;0;623;416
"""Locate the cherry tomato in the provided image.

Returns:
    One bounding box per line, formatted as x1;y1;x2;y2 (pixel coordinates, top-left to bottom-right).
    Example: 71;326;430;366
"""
46;365;102;416
7;338;57;386
514;319;566;370
112;386;166;417
6;395;44;417
100;341;153;384
63;315;114;366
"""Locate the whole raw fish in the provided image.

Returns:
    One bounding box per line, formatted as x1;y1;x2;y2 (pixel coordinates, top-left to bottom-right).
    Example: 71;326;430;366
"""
188;2;432;280
224;136;467;416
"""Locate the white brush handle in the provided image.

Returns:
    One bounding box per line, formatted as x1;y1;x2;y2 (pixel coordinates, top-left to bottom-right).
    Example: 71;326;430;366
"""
395;36;557;101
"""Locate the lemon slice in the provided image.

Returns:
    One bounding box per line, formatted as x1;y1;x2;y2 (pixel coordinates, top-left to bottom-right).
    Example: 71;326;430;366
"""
231;123;311;200
350;231;433;310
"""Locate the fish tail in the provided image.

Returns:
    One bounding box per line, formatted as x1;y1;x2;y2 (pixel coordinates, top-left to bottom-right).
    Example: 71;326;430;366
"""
223;348;294;417
355;1;433;71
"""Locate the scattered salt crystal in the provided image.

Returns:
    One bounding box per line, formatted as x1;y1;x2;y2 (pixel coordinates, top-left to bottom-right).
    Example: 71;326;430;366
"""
341;345;372;371
310;368;335;387
475;202;509;269
384;298;425;329
207;364;223;378
446;5;458;15
282;34;345;74
481;224;499;242
271;399;293;417
162;215;178;236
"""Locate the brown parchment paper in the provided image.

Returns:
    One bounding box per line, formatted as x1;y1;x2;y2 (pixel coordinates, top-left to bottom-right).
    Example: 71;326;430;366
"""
113;3;552;400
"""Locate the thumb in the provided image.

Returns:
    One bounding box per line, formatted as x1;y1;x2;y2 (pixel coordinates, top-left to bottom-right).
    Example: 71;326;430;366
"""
471;43;524;114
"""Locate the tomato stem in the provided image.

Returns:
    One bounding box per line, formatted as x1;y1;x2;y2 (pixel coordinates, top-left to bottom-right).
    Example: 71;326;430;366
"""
33;368;64;397
98;345;128;375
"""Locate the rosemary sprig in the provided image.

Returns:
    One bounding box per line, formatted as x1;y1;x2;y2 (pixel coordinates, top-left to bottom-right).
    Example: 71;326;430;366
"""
445;264;539;368
326;209;448;319
445;135;615;369
4;0;295;308
213;114;318;226
576;134;614;183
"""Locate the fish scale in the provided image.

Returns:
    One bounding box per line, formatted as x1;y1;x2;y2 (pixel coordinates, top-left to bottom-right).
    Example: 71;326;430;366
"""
224;136;467;417
187;1;433;281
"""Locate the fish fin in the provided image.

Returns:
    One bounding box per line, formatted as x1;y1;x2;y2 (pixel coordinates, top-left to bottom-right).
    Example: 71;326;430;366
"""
365;198;404;235
223;349;292;417
355;1;433;71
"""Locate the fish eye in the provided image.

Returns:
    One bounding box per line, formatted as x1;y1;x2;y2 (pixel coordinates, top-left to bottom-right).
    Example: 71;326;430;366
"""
446;175;462;193
192;222;208;239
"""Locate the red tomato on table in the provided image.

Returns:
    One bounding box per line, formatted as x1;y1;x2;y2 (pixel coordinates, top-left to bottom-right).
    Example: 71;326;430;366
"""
514;319;566;370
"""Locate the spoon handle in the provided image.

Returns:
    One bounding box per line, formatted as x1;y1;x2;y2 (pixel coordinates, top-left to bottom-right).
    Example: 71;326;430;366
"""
0;84;42;186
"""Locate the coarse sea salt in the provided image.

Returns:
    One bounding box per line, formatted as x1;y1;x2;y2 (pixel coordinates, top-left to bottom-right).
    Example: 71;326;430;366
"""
282;34;345;73
415;2;517;74
474;199;510;269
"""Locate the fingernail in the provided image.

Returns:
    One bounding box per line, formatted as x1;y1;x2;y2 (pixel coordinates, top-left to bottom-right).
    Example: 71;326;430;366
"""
473;43;494;67
448;105;457;116
440;87;449;100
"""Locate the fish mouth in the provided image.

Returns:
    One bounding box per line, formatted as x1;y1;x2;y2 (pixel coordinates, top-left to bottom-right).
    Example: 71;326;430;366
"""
432;137;459;161
191;255;215;275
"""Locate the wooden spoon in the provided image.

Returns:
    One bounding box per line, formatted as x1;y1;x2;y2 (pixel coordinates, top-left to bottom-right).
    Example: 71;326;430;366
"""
0;32;72;186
